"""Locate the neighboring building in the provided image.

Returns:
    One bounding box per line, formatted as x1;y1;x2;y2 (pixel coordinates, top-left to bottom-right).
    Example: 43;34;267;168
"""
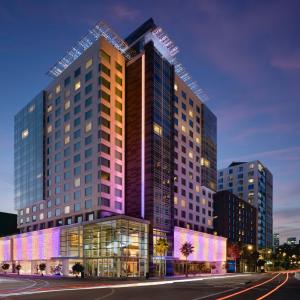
218;161;273;250
11;18;224;277
273;233;280;250
0;212;18;237
213;191;257;246
287;237;297;246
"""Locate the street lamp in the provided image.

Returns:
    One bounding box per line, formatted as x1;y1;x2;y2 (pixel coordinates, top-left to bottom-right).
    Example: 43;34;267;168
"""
247;245;253;251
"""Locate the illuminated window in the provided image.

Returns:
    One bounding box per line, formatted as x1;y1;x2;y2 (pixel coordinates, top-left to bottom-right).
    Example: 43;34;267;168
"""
201;158;210;168
47;105;53;113
22;129;29;139
64;100;71;110
174;83;178;91
64;206;70;214
64;123;70;133
74;81;81;91
85;121;92;132
202;198;206;205
28;104;35;112
25;207;30;214
258;164;263;172
64;136;70;144
153;123;162;136
48;93;53;100
56;85;61;94
189;110;193;117
188;151;193;159
208;219;212;226
47;125;52;133
248;178;254;183
181;199;186;208
85;58;93;69
249;163;254;169
195;137;200;144
74;177;80;187
39;213;44;220
181;125;186;132
196;185;200;192
174;196;178;205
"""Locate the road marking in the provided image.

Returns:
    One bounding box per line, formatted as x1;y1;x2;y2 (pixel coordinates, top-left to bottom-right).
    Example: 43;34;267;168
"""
0;274;249;297
216;273;281;300
256;273;289;300
94;288;115;300
191;287;240;300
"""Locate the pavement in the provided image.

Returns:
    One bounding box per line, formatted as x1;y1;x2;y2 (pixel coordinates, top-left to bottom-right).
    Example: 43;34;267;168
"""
0;271;299;300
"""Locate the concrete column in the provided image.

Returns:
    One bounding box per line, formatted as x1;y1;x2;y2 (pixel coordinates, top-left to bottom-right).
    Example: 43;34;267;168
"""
62;259;69;276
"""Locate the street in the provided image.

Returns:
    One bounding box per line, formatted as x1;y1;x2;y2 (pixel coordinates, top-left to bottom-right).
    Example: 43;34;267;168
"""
0;272;299;300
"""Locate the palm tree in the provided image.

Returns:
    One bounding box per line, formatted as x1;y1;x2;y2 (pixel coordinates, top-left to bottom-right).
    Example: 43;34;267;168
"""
72;262;84;278
154;238;169;278
39;263;46;276
180;242;194;277
16;264;22;275
1;263;10;274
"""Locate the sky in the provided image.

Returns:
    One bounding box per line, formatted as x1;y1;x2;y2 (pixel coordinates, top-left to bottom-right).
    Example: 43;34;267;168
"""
0;0;299;244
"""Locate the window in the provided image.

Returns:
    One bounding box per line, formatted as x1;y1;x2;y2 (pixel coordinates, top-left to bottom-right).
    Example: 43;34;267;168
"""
85;199;92;209
85;84;92;94
85;97;92;107
74;67;81;77
64;76;71;86
74;203;81;212
22;128;29;139
85;110;92;120
85;58;93;69
153;123;162;136
116;100;122;111
85;121;92;132
74;81;81;91
115;75;122;85
101;90;110;102
99;197;110;207
100;63;110;76
100;50;110;63
64;100;70;110
115;87;122;98
115;61;122;72
100;76;110;89
74;92;81;102
64;206;70;214
55;85;61;94
74;177;80;187
64;136;70;144
115;201;122;210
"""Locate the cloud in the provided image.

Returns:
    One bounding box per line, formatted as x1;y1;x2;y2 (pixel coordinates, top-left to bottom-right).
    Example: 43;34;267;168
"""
111;3;140;20
271;54;300;71
221;145;300;165
230;123;292;142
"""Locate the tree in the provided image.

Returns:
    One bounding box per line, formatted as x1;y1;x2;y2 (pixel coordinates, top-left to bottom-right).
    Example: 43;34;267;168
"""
180;242;194;277
227;243;241;272
154;238;169;278
72;262;84;278
39;263;46;276
1;263;10;274
16;264;22;275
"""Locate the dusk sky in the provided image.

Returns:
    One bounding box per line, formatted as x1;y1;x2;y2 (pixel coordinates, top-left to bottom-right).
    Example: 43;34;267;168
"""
0;0;299;244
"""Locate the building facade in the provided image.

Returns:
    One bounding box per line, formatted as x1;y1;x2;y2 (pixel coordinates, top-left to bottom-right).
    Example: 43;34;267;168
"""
273;233;280;250
218;161;273;249
12;18;224;276
213;191;257;247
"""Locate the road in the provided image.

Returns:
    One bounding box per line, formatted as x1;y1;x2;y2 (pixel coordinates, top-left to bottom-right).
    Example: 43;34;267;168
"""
0;272;299;300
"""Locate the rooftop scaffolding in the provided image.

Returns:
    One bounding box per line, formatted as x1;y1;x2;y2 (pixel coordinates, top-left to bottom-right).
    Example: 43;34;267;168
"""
47;21;134;78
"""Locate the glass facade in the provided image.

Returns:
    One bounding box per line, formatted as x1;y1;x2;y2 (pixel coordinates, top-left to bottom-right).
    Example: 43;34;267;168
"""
201;104;217;191
14;92;45;210
83;218;148;277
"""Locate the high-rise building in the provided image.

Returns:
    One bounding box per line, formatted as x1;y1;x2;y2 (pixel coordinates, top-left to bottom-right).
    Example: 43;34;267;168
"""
287;237;296;246
273;233;280;250
218;161;273;249
8;18;225;277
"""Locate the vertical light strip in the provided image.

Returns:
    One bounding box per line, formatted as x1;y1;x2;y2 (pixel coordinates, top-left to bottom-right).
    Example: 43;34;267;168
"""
141;54;145;219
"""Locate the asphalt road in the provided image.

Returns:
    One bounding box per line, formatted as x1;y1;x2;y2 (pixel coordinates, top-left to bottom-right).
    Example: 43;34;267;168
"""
0;272;299;300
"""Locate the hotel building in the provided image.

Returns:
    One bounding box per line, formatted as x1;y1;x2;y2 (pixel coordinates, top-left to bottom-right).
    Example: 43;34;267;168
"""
2;19;225;277
218;161;273;249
